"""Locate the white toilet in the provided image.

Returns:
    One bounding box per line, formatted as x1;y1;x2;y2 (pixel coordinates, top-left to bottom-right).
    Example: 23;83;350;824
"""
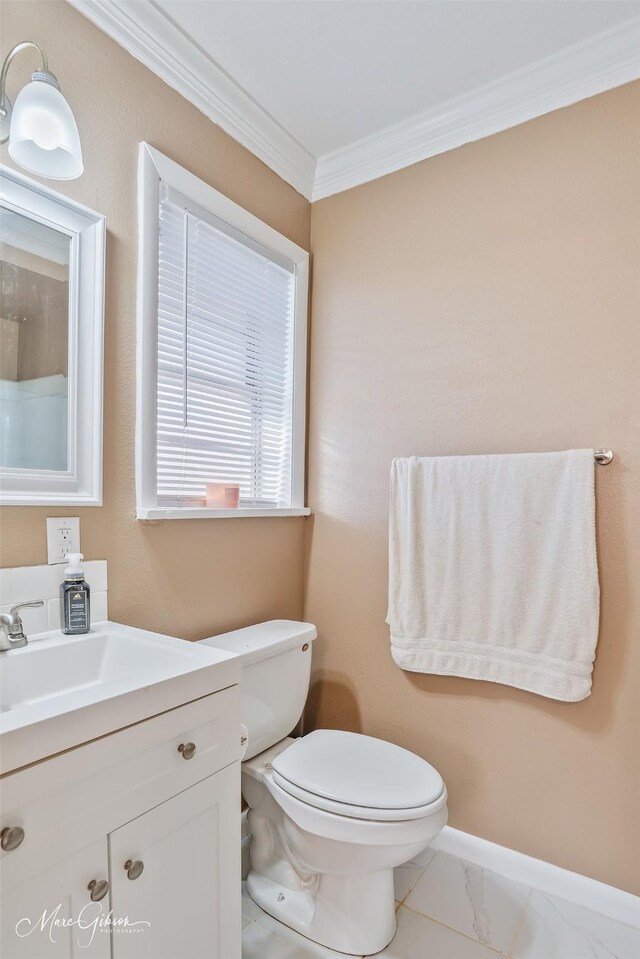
202;620;447;956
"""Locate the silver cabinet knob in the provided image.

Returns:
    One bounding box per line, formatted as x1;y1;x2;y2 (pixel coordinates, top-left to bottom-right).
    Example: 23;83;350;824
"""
88;879;109;902
124;859;144;880
1;826;25;851
177;742;196;760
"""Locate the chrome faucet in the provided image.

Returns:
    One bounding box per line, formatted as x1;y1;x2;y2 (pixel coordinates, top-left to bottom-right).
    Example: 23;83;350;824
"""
0;600;44;651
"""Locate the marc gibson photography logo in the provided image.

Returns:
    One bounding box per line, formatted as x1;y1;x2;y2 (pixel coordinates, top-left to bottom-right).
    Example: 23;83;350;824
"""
15;901;151;949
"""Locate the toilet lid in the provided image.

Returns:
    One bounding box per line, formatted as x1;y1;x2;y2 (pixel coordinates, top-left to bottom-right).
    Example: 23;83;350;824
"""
271;730;444;811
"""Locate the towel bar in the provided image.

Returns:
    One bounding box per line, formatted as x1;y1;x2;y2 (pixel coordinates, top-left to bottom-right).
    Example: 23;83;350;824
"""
594;449;614;465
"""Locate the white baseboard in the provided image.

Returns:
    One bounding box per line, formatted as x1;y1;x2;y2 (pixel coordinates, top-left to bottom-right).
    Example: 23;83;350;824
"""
424;826;640;930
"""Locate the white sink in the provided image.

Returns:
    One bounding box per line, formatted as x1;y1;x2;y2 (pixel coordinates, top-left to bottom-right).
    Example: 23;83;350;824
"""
0;621;240;775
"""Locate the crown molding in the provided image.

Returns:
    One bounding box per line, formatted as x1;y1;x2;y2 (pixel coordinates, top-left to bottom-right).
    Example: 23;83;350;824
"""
67;0;316;199
312;16;640;201
67;3;639;203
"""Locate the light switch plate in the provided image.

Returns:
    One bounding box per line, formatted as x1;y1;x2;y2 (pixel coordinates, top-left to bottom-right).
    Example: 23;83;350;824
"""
47;517;80;565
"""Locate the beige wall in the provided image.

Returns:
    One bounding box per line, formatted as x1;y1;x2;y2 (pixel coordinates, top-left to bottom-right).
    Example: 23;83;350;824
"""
0;1;311;637
305;82;640;895
2;0;638;897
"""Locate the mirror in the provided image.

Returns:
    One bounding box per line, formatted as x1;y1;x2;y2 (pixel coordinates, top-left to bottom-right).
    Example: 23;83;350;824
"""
0;167;105;505
1;211;71;471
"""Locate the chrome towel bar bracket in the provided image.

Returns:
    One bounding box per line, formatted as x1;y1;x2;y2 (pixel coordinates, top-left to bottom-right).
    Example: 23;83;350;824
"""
594;449;614;465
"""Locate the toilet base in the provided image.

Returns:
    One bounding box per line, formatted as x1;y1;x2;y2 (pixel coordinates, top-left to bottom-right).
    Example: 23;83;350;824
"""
247;868;397;956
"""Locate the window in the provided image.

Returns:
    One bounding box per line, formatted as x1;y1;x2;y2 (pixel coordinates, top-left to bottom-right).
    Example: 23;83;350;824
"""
136;144;309;519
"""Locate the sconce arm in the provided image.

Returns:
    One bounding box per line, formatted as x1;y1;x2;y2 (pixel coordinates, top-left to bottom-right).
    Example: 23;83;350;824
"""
0;41;49;132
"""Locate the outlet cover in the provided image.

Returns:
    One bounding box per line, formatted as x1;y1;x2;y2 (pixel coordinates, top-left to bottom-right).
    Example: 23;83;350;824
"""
47;517;80;565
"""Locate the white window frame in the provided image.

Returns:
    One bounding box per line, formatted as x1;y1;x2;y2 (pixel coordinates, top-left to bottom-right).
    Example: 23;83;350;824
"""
135;143;310;520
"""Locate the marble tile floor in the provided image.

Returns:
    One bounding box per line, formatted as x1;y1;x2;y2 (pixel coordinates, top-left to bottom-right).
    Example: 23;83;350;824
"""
242;850;640;958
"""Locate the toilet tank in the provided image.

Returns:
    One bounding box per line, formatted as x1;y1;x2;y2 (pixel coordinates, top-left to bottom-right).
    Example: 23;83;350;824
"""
200;620;317;760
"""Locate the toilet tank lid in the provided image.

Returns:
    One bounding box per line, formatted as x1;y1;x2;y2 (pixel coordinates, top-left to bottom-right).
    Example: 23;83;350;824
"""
199;620;317;666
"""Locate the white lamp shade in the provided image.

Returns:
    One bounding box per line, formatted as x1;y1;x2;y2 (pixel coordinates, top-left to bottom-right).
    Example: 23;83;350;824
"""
8;78;83;180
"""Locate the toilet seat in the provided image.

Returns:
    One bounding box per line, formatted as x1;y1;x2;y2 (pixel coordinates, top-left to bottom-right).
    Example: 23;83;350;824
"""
271;770;445;821
271;729;445;822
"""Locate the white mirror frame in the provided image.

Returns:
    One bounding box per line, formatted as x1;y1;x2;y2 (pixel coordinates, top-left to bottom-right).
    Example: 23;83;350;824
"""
0;166;105;505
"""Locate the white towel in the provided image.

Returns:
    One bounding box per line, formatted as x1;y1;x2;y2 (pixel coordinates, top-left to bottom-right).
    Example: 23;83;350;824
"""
387;450;600;701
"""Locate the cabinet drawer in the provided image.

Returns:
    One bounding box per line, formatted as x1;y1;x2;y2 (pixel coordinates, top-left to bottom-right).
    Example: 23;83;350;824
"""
0;687;240;884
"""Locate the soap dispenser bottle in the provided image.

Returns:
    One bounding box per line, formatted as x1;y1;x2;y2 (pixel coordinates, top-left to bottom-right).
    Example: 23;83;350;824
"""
60;553;91;635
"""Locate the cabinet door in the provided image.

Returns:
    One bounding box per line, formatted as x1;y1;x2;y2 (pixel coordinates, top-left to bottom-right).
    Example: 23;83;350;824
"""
1;838;110;959
109;763;241;959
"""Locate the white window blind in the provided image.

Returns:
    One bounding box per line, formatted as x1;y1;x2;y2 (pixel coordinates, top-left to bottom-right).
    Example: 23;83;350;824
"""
156;185;296;509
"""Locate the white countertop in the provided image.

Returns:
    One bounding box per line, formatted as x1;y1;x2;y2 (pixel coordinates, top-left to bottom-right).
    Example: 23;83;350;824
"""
0;621;240;775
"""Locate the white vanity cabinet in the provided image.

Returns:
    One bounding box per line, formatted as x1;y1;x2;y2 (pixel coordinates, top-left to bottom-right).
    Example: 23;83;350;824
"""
0;687;241;959
1;838;111;959
109;767;237;959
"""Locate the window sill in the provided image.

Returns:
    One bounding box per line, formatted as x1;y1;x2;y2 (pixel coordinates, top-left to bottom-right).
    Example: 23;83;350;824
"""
137;507;311;520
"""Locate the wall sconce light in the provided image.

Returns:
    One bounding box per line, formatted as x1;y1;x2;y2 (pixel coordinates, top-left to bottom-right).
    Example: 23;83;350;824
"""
0;41;83;180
